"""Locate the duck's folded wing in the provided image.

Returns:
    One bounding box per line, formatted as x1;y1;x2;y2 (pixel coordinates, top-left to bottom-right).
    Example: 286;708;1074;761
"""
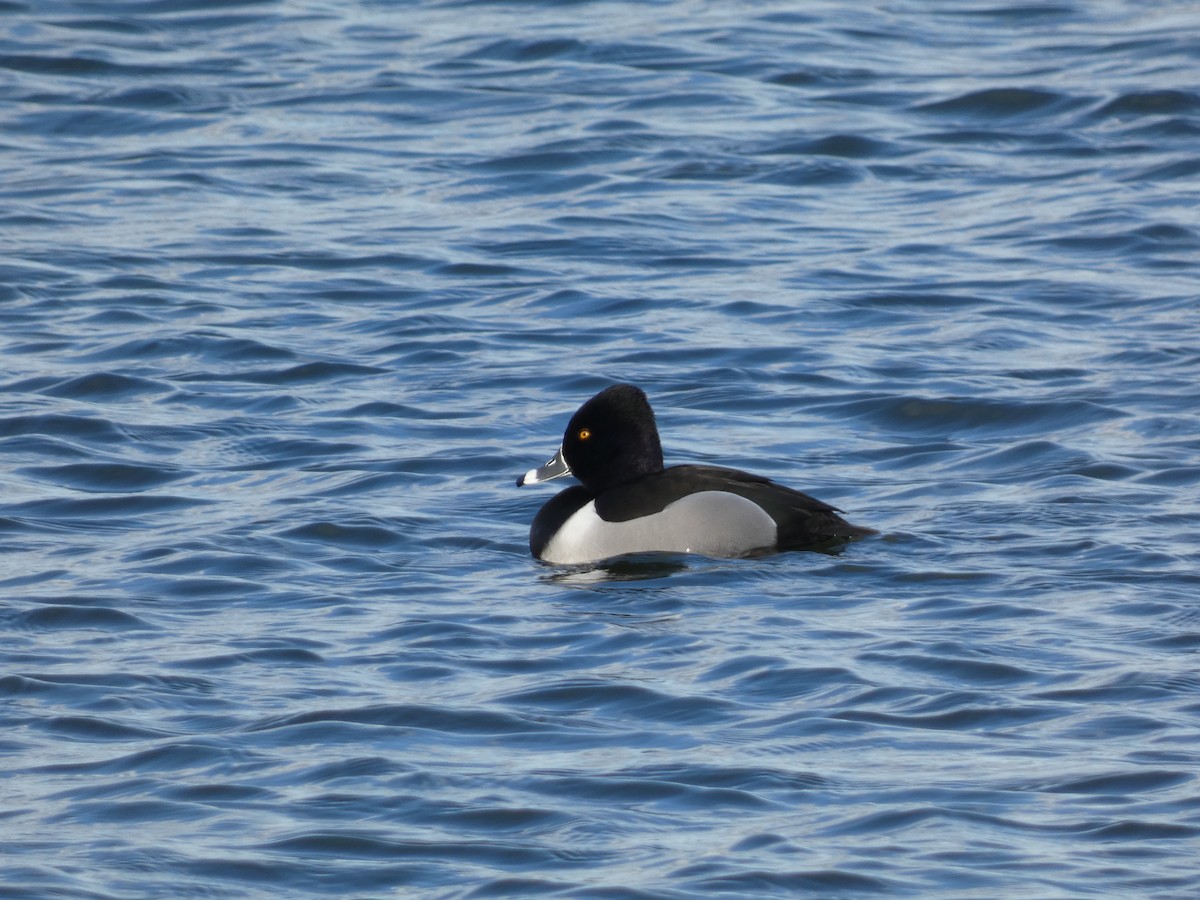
596;464;873;548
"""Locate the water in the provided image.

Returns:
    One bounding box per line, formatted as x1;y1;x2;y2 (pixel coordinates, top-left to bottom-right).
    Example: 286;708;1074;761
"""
3;0;1199;896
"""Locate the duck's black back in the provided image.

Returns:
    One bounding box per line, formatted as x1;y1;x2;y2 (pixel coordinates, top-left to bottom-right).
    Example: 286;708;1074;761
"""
594;464;874;548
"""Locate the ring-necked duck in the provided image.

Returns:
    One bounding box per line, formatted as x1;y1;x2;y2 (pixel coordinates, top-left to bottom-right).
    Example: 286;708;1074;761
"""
517;384;873;564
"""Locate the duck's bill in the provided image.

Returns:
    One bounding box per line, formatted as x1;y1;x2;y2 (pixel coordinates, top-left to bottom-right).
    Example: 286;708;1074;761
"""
517;446;571;486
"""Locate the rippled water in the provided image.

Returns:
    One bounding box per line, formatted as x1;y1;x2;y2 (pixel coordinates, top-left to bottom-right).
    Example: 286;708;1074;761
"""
4;1;1200;896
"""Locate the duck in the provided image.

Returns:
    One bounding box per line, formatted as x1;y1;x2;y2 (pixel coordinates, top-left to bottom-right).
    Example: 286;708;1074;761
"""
517;383;873;564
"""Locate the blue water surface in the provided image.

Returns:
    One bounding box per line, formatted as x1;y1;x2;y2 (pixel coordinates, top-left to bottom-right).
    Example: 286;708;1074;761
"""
3;1;1200;896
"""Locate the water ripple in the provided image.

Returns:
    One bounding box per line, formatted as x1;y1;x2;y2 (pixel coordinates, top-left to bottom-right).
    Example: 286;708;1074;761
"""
3;0;1199;897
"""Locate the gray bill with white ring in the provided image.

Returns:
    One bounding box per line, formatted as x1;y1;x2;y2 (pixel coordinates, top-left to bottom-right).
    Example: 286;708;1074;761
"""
517;445;571;486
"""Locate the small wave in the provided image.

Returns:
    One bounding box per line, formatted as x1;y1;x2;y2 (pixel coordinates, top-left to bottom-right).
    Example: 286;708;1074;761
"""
499;678;741;725
815;394;1125;438
13;605;158;632
18;462;190;492
35;715;171;742
1091;89;1200;121
40;372;169;401
915;87;1087;120
176;360;387;386
279;520;407;550
759;133;907;160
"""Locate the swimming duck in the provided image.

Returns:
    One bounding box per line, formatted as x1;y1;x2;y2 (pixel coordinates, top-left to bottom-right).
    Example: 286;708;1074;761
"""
518;384;873;564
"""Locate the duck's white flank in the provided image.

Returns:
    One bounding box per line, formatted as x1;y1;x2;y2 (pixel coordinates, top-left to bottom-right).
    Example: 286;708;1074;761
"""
540;490;777;565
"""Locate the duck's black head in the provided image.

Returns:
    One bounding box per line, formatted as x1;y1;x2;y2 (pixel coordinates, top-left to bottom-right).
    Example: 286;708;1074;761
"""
562;384;664;495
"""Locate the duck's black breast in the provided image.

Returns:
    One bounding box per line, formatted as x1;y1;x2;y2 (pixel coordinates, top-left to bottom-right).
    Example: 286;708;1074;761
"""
529;484;592;560
596;465;873;548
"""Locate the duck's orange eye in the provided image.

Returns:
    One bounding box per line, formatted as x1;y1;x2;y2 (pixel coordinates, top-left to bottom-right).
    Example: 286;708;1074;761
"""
578;428;591;441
